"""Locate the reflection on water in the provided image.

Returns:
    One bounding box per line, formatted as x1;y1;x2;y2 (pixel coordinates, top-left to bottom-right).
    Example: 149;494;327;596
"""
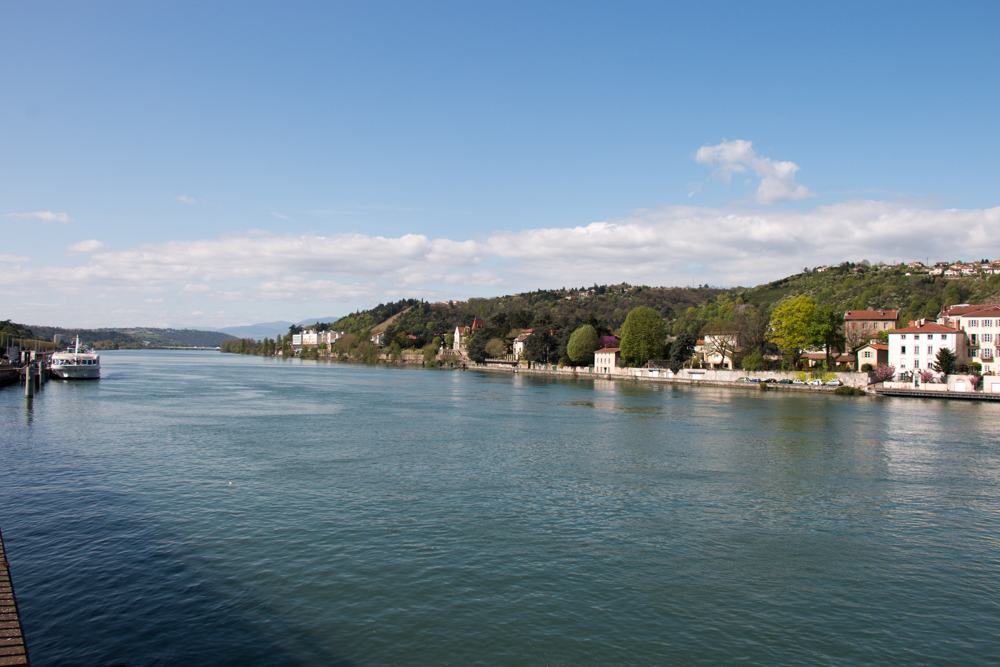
2;352;1000;666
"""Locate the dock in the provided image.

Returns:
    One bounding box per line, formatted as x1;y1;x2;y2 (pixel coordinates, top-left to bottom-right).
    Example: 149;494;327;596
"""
0;527;29;666
875;388;1000;401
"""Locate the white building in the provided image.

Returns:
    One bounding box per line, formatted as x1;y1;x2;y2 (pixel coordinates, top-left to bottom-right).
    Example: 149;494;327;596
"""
512;330;533;359
594;347;620;374
888;321;966;377
938;304;1000;374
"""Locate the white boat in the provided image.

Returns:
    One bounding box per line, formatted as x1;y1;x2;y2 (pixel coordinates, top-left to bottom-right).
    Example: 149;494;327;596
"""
50;337;100;379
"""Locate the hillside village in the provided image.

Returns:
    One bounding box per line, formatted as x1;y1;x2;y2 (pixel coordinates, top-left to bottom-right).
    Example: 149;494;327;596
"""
216;259;1000;395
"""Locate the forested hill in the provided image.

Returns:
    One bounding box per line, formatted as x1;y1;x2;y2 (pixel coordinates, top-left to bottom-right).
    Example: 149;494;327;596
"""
24;325;236;349
670;261;1000;336
331;284;727;339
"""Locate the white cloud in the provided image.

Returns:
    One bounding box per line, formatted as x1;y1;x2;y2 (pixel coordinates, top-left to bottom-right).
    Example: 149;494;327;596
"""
5;197;1000;327
67;239;106;253
695;139;813;204
176;195;197;204
5;211;73;223
0;255;30;263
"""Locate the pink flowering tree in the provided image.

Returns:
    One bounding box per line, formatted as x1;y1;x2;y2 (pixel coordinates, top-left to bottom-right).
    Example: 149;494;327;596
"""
969;375;981;391
919;370;936;384
599;335;620;349
874;364;896;382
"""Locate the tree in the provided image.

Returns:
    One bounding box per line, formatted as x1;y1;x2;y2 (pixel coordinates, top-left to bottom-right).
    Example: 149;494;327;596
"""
874;364;896;382
806;305;846;367
741;349;765;372
768;296;816;361
523;332;547;363
740;308;771;355
485;337;506;358
467;334;487;363
620;307;665;367
567;325;599;365
668;331;696;372
933;348;956;375
702;322;741;369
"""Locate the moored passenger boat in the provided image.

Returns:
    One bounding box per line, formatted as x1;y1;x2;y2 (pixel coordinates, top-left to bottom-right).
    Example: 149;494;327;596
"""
51;337;100;379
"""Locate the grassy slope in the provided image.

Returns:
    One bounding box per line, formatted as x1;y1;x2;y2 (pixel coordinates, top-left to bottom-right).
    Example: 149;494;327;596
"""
673;262;1000;335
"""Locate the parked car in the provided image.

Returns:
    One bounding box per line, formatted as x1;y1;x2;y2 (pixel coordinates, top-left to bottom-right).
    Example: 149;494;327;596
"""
749;377;762;383
736;377;749;382
807;379;824;386
763;378;777;383
777;379;792;384
792;379;806;385
825;379;843;386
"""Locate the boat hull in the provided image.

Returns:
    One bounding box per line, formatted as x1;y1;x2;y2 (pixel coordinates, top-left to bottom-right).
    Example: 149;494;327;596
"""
51;365;100;379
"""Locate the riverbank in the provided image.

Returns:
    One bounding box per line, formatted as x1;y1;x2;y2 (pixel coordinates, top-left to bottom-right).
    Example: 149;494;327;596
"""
465;362;861;394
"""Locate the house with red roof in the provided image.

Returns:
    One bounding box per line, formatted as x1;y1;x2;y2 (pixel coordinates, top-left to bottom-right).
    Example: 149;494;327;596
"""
887;320;966;377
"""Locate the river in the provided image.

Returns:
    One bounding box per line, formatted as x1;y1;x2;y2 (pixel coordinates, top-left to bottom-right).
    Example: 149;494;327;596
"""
1;350;999;666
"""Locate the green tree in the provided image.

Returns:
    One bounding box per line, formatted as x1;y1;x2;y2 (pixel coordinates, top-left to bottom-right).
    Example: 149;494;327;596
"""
523;332;552;364
668;331;696;372
933;348;956;375
768;296;816;361
806;305;846;366
567;325;599;365
619;307;665;367
741;349;765;372
485;337;506;358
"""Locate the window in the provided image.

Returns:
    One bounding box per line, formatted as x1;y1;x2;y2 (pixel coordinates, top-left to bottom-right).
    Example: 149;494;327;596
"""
914;360;920;368
984;320;993;327
985;333;993;342
969;320;979;327
927;347;933;356
863;350;872;358
901;334;907;340
901;346;906;354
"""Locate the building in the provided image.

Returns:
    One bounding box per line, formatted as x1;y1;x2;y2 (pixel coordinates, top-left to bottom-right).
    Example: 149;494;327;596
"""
371;331;387;347
856;342;888;368
453;326;470;350
937;304;1000;374
594;347;620;374
512;330;533;359
887;321;966;377
843;310;899;347
699;323;742;370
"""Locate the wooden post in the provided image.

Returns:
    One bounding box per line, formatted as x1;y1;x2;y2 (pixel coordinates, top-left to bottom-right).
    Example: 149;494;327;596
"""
24;366;33;399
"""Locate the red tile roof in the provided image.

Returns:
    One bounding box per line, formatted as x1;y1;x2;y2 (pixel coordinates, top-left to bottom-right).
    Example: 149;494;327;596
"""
596;347;620;353
891;322;960;334
844;310;899;321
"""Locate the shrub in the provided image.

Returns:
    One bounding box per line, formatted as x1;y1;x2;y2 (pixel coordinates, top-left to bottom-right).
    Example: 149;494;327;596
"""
835;386;866;396
861;363;874;372
874;364;896;382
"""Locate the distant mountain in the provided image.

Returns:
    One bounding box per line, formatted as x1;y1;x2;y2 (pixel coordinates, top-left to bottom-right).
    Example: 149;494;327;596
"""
207;317;342;340
212;321;293;340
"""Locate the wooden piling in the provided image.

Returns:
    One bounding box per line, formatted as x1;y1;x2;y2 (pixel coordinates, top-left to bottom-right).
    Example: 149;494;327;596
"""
23;368;32;400
0;527;30;666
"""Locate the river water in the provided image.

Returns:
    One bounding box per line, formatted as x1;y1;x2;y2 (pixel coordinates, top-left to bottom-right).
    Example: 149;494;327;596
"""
1;350;999;666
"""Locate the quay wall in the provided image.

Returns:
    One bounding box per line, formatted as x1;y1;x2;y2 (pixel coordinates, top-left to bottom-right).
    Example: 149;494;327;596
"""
467;363;871;391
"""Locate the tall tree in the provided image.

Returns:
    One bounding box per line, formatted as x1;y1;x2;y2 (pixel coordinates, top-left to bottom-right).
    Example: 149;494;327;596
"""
620;306;666;367
768;296;816;362
806;305;846;366
567;325;599;365
668;331;697;372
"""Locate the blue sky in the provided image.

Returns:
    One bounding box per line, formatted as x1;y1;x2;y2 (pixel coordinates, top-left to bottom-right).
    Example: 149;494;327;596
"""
2;2;998;328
